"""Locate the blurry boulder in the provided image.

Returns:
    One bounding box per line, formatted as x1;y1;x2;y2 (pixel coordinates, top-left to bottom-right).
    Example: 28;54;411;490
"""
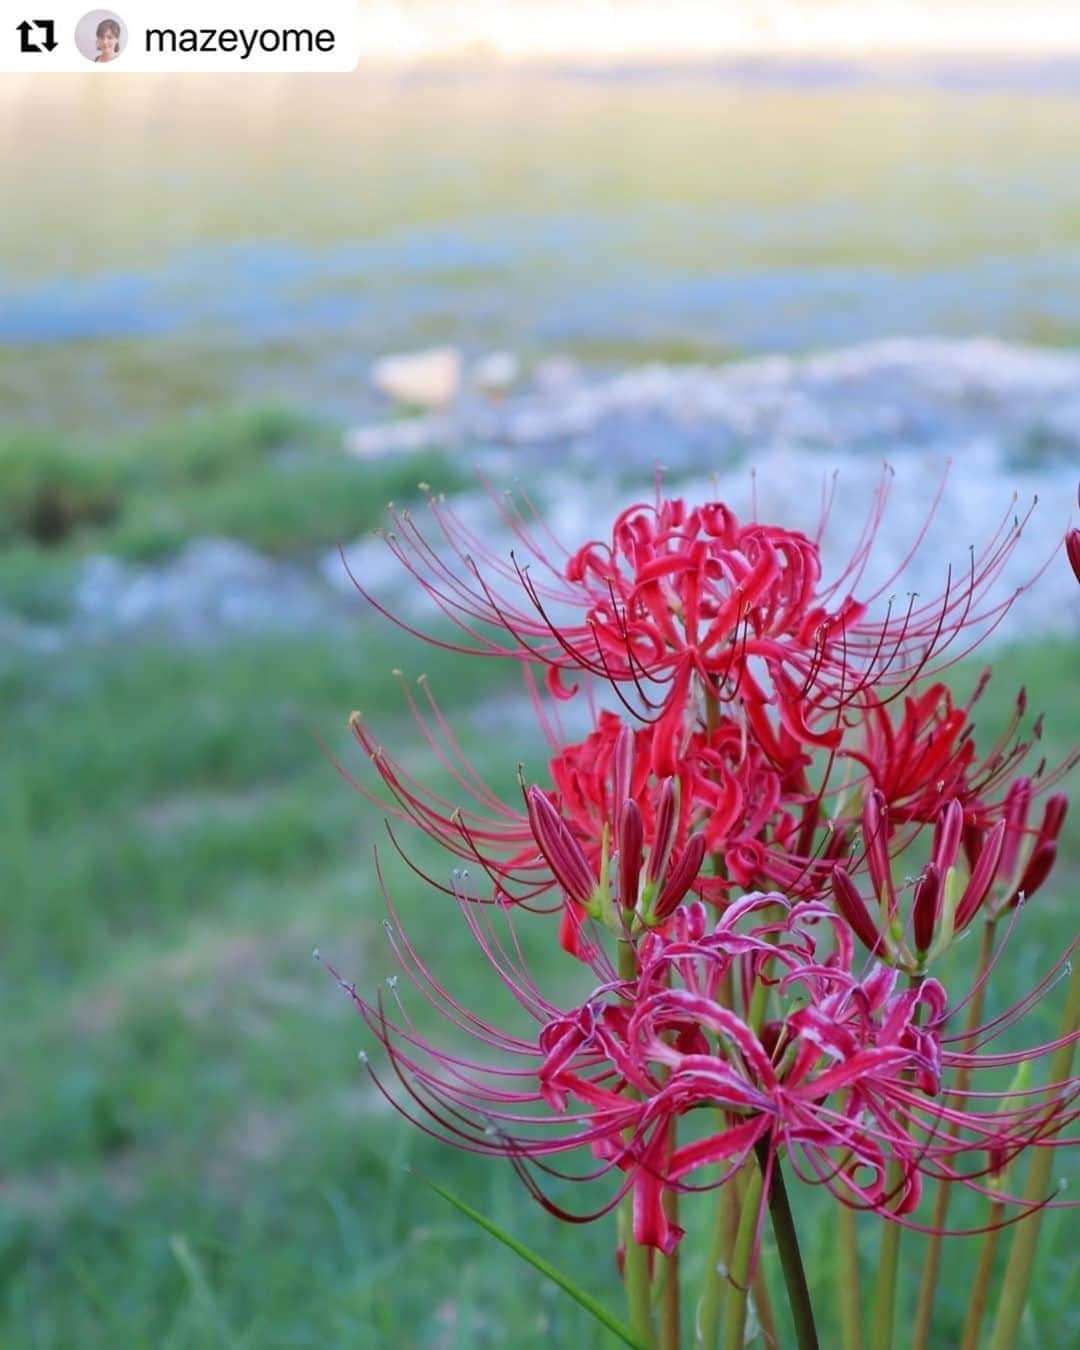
533;355;582;395
471;350;520;399
345;415;453;459
370;346;461;409
73;540;343;643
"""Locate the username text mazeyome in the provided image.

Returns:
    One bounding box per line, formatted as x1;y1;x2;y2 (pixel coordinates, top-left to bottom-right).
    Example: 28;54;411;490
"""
146;26;336;57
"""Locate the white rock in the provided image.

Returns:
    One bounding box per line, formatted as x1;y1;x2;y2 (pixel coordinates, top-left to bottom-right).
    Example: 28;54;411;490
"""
345;415;453;458
471;350;520;396
533;355;582;394
370;346;462;409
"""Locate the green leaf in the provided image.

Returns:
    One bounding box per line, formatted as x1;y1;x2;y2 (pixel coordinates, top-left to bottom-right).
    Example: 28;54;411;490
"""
414;1171;647;1348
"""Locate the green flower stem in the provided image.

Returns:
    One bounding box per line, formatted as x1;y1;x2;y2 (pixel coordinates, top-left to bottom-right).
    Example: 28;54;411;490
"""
619;939;656;1348
661;1124;681;1350
743;903;779;1338
696;1162;734;1348
959;1198;1004;1350
751;1261;779;1349
747;974;769;1033
988;953;1080;1350
755;1138;820;1350
722;1157;764;1350
869;1167;903;1350
621;1156;654;1345
912;920;996;1350
874;969;934;1350
836;1198;864;1350
694;736;747;1350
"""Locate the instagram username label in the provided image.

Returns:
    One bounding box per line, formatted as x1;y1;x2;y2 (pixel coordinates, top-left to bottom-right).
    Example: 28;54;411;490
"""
3;0;359;71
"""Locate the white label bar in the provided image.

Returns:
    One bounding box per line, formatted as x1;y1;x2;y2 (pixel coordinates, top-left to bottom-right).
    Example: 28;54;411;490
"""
0;1;360;73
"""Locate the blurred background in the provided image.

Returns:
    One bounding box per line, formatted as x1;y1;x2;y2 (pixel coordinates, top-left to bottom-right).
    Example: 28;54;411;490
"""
2;3;1078;1346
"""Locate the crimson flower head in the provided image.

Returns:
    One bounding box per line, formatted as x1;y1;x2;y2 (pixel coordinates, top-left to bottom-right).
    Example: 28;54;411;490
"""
341;477;1071;927
326;889;1078;1257
352;470;1043;751
327;474;1076;1290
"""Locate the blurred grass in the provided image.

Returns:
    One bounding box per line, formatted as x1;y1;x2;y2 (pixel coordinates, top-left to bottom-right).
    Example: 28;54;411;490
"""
0;406;463;603
1;532;1077;1346
0;619;613;1348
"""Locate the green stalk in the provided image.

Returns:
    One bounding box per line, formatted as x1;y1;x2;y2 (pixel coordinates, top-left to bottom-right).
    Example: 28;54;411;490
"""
622;1165;654;1345
751;1262;779;1350
987;955;1080;1350
836;1199;864;1350
722;1158;764;1350
912;921;996;1350
696;961;738;1347
755;1139;820;1350
619;939;656;1348
696;694;745;1349
872;969;929;1350
869;1166;903;1350
696;1162;734;1348
959;1199;1003;1350
661;1126;681;1350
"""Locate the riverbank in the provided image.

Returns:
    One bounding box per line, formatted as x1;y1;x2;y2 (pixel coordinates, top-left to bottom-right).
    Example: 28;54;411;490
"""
2;339;1076;657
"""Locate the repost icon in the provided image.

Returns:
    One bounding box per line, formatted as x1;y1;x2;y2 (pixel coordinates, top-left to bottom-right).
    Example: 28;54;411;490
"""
16;18;58;52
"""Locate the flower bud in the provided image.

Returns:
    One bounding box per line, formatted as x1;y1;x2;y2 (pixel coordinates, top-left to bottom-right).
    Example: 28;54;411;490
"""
1067;527;1080;584
962;819;986;874
913;863;942;955
652;832;707;922
617;798;644;911
526;786;596;909
1008;840;1057;909
1039;794;1069;846
931;799;964;876
647;778;680;887
955;818;1006;930
862;789;897;916
832;865;889;958
999;776;1032;883
613;721;635;815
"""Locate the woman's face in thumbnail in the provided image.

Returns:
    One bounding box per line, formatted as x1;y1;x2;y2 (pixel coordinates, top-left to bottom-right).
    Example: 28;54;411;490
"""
97;28;119;59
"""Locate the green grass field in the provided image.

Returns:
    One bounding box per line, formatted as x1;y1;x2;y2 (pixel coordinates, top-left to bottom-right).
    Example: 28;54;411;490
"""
2;426;1077;1348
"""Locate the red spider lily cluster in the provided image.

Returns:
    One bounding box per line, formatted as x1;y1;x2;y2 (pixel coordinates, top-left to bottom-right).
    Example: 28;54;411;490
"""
330;471;1078;1262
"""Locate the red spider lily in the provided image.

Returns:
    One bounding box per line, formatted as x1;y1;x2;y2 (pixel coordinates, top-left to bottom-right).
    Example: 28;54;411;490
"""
340;679;808;930
338;480;1076;952
326;886;1079;1258
548;709;814;900
831;671;1075;850
338;656;1066;956
340;693;709;924
830;780;1070;966
838;680;1026;826
325;473;1080;1350
345;471;1045;748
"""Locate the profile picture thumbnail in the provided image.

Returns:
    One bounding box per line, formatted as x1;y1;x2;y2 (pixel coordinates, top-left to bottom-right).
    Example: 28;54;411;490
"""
75;10;127;65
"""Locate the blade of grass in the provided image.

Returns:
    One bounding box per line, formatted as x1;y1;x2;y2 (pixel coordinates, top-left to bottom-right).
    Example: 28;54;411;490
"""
416;1171;648;1350
169;1234;238;1350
